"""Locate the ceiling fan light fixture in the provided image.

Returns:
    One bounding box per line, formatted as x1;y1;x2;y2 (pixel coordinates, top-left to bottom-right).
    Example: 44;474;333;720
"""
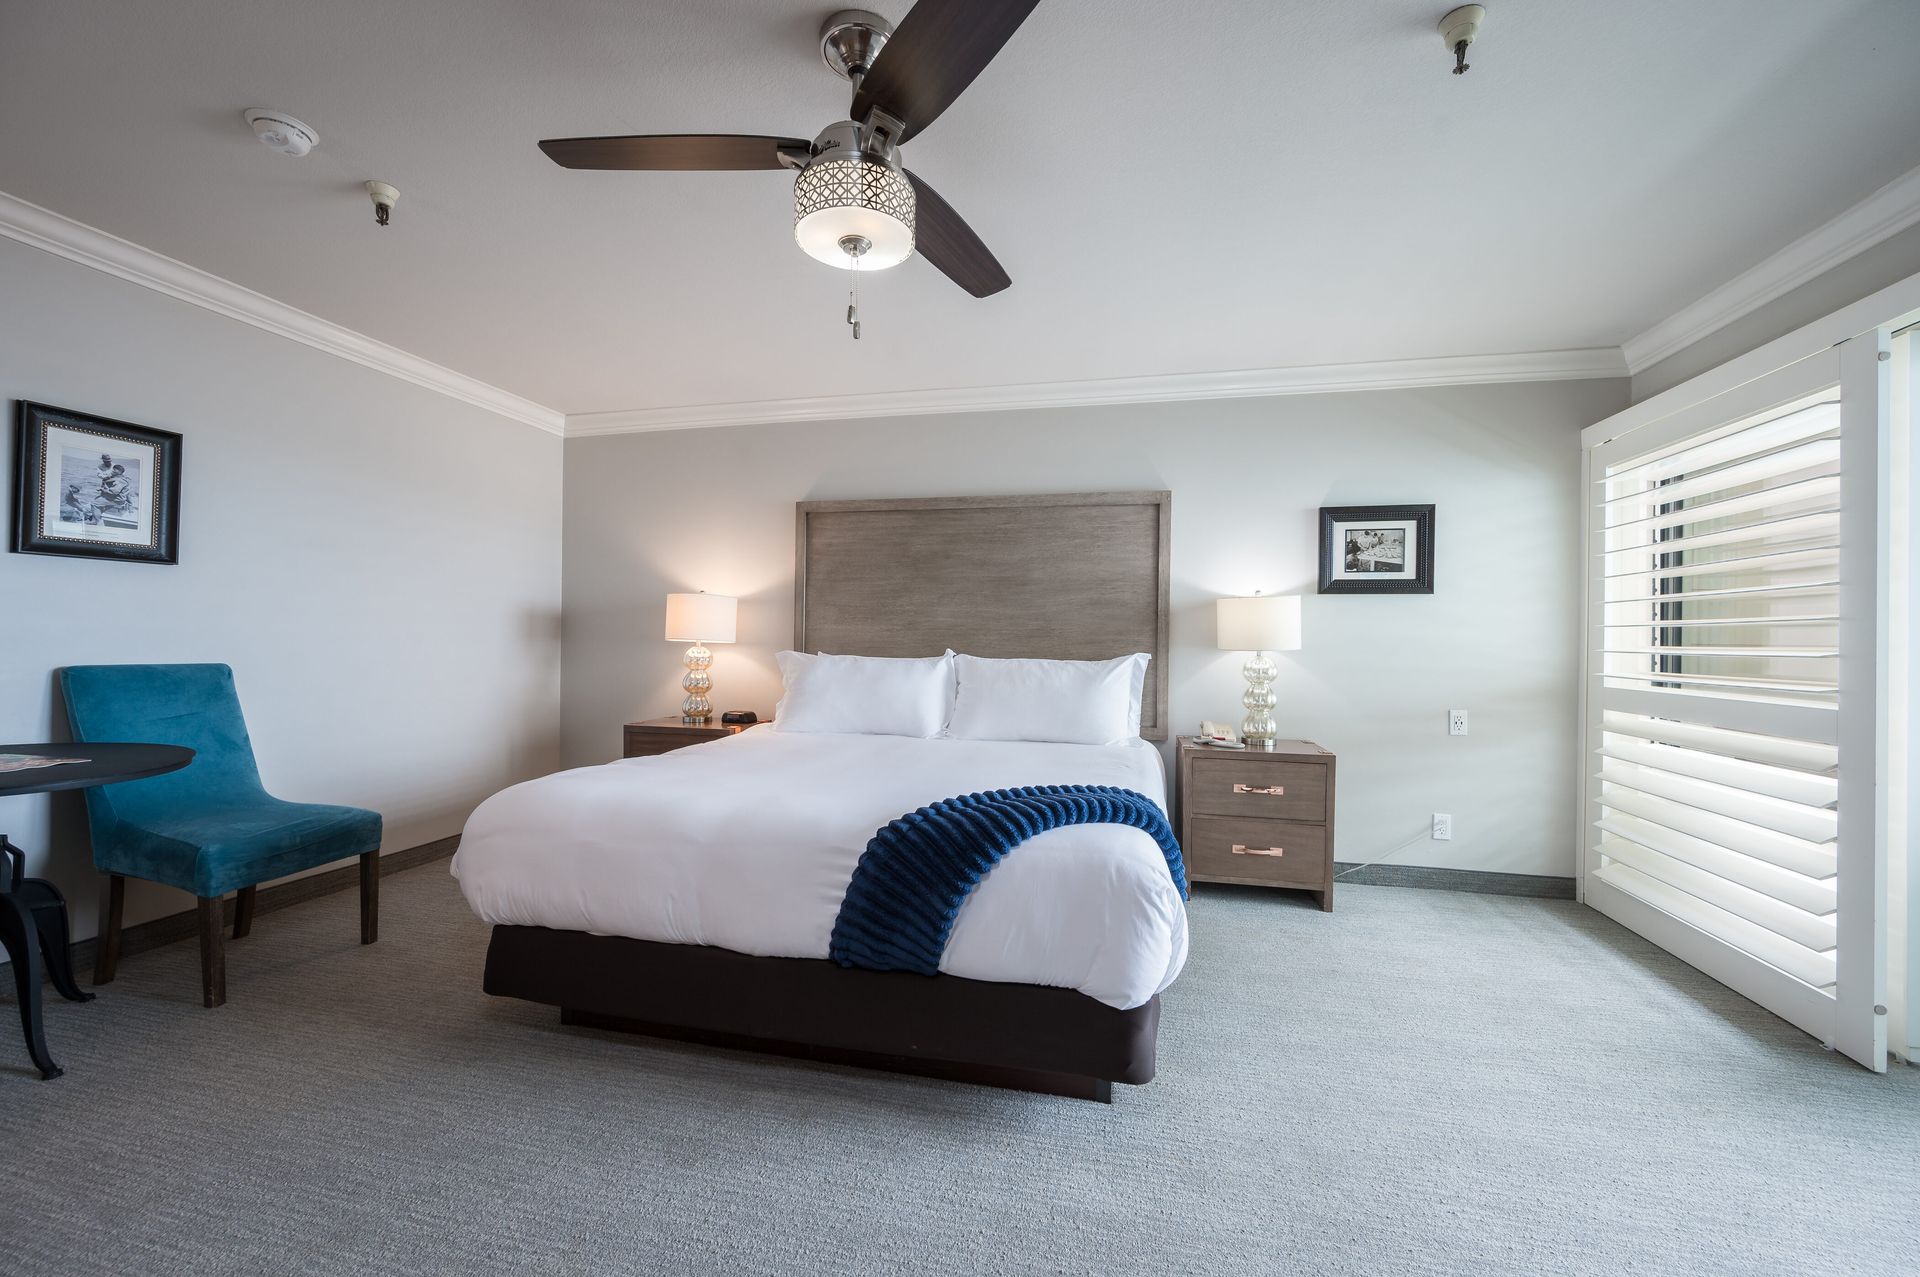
794;151;915;271
537;0;1021;298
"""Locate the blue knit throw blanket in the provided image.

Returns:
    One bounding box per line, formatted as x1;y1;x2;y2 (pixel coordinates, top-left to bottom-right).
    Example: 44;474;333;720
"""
828;784;1187;977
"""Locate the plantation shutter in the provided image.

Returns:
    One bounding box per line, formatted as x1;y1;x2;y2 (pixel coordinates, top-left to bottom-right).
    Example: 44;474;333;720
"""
1583;345;1887;1068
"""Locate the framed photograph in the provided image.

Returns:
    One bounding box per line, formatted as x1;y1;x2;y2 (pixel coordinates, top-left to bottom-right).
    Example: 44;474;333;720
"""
11;401;181;564
1319;504;1434;594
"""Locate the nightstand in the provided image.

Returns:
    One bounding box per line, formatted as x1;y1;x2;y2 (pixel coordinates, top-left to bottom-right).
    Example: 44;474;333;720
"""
622;716;767;759
1176;738;1336;911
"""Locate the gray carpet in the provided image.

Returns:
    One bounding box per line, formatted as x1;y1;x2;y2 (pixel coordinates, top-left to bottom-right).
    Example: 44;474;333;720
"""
2;860;1914;1277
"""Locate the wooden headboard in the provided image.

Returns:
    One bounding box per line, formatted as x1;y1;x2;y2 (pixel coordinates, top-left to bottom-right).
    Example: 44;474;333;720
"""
794;491;1172;740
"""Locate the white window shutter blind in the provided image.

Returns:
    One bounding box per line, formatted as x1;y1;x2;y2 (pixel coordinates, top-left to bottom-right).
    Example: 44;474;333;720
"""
1582;344;1890;1069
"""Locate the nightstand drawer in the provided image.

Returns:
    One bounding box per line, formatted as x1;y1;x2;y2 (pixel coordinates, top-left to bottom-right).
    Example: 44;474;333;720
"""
1187;757;1329;822
623;722;731;758
1185;817;1329;887
622;738;689;759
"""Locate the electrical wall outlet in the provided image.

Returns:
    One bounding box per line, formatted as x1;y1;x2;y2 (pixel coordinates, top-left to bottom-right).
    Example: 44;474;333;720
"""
1432;813;1454;841
1448;709;1469;736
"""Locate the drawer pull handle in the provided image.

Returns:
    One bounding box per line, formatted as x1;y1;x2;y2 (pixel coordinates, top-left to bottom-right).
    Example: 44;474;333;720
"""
1233;784;1286;796
1230;844;1284;857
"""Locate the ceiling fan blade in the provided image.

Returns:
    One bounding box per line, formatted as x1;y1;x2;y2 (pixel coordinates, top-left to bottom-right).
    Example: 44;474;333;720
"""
852;0;1042;144
538;134;811;171
907;171;1010;298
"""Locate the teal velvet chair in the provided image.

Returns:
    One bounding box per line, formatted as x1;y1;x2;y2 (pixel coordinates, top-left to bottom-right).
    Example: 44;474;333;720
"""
58;664;381;1007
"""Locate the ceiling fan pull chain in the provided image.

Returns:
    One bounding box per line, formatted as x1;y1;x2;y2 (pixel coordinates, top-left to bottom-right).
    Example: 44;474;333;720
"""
847;257;862;340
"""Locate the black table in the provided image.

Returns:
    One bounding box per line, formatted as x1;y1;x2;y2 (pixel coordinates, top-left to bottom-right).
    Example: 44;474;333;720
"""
1;742;193;1079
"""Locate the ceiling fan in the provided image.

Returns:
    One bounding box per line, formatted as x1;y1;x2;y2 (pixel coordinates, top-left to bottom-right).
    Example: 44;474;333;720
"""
537;0;1040;306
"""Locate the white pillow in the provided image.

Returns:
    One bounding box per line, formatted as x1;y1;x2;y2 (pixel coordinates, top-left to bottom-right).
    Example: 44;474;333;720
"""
947;653;1151;746
1122;653;1149;736
771;650;956;738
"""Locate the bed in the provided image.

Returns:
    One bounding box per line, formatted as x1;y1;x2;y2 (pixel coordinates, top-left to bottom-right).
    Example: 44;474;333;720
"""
457;491;1176;1100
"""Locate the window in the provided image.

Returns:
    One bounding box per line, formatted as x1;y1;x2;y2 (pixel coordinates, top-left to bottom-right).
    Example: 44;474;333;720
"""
1594;390;1843;989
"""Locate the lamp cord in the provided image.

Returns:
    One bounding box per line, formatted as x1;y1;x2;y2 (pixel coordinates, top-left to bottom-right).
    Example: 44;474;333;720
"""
1333;827;1436;882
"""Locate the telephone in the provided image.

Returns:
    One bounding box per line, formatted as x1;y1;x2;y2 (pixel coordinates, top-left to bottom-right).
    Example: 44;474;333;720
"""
1198;721;1244;748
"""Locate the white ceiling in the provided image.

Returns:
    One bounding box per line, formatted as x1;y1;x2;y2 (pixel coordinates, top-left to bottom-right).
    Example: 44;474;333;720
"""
2;0;1917;417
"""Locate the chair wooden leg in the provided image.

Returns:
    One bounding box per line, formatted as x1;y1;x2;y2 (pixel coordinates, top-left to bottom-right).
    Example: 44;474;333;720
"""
359;851;379;945
232;885;256;939
196;896;225;1008
94;874;124;986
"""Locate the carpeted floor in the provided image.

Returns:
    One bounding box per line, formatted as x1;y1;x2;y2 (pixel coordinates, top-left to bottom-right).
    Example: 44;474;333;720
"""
2;858;1914;1277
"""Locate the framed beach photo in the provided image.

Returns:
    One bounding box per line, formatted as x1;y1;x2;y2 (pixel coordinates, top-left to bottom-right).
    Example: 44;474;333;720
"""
11;401;182;564
1318;504;1434;594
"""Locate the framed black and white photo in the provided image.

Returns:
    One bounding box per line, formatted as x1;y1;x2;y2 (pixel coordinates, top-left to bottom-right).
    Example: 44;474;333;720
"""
11;401;181;564
1318;504;1434;594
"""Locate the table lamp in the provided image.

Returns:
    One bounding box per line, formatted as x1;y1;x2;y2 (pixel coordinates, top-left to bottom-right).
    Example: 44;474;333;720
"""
1216;593;1302;748
664;592;737;722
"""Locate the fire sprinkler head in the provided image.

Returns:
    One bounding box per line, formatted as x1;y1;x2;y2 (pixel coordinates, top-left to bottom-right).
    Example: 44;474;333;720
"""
365;181;399;227
1438;4;1486;75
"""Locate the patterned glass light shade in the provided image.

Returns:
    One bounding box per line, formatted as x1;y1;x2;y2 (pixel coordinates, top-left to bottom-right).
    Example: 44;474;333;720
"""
793;156;916;270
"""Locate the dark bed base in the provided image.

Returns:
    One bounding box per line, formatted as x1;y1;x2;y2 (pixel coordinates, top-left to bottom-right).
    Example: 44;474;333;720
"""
483;925;1159;1102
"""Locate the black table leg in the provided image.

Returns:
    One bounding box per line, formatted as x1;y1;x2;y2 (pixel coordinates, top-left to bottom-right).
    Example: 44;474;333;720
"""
0;892;60;1079
14;878;94;1004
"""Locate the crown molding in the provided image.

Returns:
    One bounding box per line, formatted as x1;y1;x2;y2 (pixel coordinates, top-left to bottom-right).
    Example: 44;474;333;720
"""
1622;164;1920;377
0;185;1632;441
566;347;1628;437
12;159;1913;436
0;189;566;436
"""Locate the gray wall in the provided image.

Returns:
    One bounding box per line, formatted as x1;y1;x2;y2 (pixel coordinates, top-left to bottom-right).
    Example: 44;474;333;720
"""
1633;220;1920;401
562;378;1627;878
0;236;564;944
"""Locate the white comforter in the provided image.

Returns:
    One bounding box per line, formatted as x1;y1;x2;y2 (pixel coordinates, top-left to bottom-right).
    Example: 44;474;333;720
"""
451;729;1188;1009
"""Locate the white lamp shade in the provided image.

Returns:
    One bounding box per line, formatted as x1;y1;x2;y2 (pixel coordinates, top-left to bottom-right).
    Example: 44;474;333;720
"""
1216;594;1302;652
664;592;737;644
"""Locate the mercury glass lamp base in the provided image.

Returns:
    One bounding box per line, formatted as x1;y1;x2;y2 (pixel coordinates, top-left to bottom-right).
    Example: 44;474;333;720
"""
1240;651;1278;747
681;643;714;722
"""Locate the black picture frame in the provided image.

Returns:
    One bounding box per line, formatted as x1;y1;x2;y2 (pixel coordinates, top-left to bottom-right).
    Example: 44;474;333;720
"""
1318;504;1434;594
11;401;182;565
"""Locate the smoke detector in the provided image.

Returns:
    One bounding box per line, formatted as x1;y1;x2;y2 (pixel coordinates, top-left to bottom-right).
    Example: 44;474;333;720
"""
244;109;318;157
